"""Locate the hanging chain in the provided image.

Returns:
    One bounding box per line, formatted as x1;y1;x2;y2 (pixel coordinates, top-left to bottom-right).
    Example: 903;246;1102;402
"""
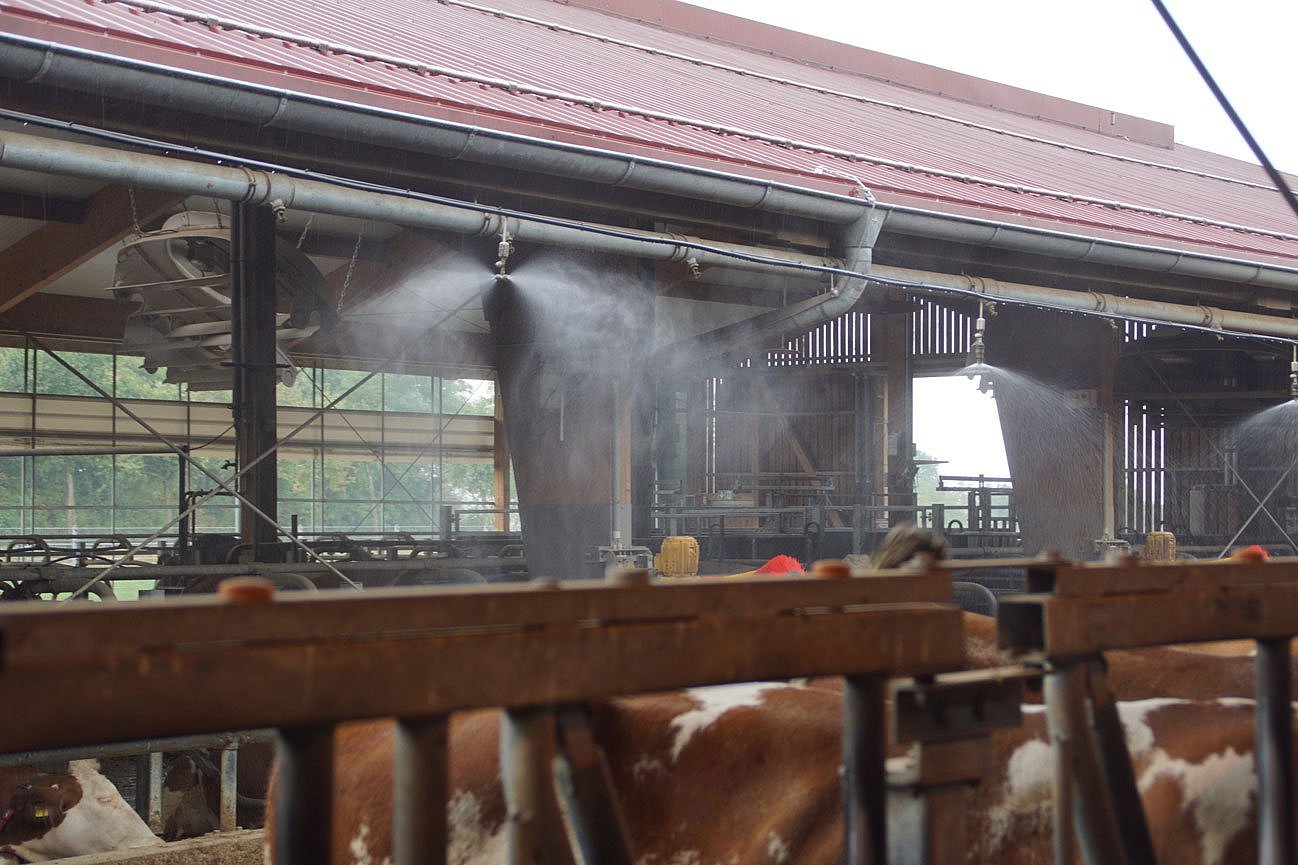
295;212;316;250
336;221;366;313
127;187;142;237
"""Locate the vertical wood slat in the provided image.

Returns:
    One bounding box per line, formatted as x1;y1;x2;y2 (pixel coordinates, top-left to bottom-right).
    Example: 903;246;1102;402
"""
274;724;335;865
395;716;449;865
843;674;887;865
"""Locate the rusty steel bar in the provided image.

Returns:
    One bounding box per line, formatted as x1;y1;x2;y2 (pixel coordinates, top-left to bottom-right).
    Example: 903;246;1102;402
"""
395;716;449;865
1043;664;1129;865
1082;662;1155;865
1256;637;1296;865
273;724;335;865
843;674;888;865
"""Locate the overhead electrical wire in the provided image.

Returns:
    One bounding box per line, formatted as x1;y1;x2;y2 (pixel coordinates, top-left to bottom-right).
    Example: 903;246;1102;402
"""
1148;0;1298;226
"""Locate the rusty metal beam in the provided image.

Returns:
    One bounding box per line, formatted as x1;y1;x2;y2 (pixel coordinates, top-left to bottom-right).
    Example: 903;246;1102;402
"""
0;184;181;313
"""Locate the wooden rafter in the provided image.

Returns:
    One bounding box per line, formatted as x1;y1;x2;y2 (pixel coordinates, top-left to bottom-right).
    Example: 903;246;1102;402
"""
0;185;183;314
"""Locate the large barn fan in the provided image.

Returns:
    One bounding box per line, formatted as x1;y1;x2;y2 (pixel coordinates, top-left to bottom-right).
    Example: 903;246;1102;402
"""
113;212;334;390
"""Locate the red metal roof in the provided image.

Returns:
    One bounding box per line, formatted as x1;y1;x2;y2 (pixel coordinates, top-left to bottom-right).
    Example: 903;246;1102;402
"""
3;0;1297;267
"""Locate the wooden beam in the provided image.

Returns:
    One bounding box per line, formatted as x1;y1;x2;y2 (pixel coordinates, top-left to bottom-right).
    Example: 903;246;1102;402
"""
0;185;182;313
0;191;86;223
2;294;131;343
493;379;512;533
324;229;460;313
0;580;961;751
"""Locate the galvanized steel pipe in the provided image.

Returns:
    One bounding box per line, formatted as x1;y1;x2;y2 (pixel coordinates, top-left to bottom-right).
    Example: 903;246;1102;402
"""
0;130;839;277
872;264;1298;342
4;131;1298;343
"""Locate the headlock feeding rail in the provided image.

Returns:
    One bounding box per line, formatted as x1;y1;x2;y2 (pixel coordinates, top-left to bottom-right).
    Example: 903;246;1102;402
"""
993;554;1298;865
4;556;1298;865
0;571;973;865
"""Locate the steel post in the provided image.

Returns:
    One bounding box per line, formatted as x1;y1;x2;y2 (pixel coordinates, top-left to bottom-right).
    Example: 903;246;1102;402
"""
501;708;559;865
219;742;239;832
843;674;888;865
1257;637;1295;865
231;202;280;560
1043;664;1127;865
273;724;334;865
395;716;449;865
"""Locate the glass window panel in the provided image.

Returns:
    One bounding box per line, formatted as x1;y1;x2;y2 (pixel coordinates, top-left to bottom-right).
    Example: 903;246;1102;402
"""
0;457;24;531
31;455;113;533
441;378;494;416
322;369;381;411
0;347;28;392
114;456;179;534
383;503;432;533
322;456;382;532
381;457;433;502
441;461;493;504
36;351;113;397
383;373;432;413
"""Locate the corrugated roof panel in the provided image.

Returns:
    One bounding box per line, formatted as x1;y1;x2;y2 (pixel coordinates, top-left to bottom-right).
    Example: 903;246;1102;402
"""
2;0;1296;267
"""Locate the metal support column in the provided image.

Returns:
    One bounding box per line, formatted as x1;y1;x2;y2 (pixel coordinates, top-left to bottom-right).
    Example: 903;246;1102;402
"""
501;708;564;865
395;716;449;865
1043;664;1128;865
843;674;888;865
273;724;334;865
218;742;239;832
1257;637;1295;865
231;203;279;560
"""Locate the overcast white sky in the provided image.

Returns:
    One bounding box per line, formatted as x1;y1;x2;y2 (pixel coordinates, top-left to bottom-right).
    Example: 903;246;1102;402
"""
685;0;1296;479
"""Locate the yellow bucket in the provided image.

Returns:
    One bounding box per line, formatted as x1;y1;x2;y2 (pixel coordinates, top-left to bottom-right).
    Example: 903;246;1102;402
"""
655;535;700;578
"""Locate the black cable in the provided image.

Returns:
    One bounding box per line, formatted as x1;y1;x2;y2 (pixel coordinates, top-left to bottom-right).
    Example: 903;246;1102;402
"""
1148;0;1298;224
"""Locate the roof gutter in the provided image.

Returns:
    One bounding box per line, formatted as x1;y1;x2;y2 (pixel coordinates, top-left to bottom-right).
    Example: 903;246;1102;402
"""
876;205;1298;294
5;36;1298;297
0;34;868;225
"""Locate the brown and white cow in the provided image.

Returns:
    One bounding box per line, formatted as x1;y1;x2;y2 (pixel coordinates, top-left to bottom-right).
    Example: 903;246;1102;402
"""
283;680;1271;865
0;760;160;863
